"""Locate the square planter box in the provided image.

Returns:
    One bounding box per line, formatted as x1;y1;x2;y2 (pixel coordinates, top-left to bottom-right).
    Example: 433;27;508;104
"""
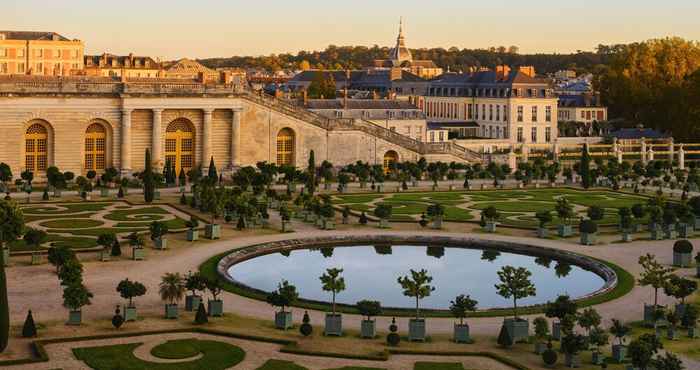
153;238;167;250
673;252;692;267
361;319;376;338
379;219;390;229
2;248;9;267
580;232;596;245
281;221;294;233
564;353;580;368
154;190;161;200
275;311;293;330
132;247;145;260
484;222;497;233
205;224;220;239
187;229;199;242
537;228;548;238
412;181;418;187
552;321;562;341
644;304;663;326
67;310;82;325
99;250;110;262
376;184;384;193
453;323;470;343
323;220;335;230
667;327;679;340
409;318;427;341
612;344;627;363
504;318;529;343
678;223;693;238
431;217;443;230
688;327;698;338
558;224;573;237
164;304;178;319
622;232;633;242
534;341;547;354
185;295;201;311
124;306;137;321
632;223;642;233
53;189;62;197
100;188;109;197
592;351;605;365
31;252;42;265
208;299;223;317
324;313;343;336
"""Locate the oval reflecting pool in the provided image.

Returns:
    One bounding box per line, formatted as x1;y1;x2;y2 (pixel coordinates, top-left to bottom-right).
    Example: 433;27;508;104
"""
227;245;607;310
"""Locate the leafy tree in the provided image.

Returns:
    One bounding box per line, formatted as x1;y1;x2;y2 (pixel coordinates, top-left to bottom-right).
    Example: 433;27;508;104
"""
47;245;76;273
628;333;663;370
96;233;116;250
578;307;602;336
58;258;84;286
0;200;23;352
397;269;435;318
663;274;697;304
638;253;674;307
495;266;536;319
63;283;93;312
266;280;298;313
610;318;631;345
535;210;552;228
143;149;155;203
159;272;186;305
356;300;382;321
587;206;604;221
651;352;684;370
116;278;147;307
449;294;478;325
555;198;575;225
320;268;345;315
545;295;578;323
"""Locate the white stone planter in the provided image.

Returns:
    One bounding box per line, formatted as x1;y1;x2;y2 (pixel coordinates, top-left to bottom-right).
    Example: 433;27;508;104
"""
558;224;573;237
208;299;223;317
153;237;167;250
360;319;376;338
67;310;82;325
124;306;137;321
409;318;426;341
205;224;220;239
453;323;470;343
324;313;343;336
164;303;178;319
187;229;199;242
275;311;293;330
185;295;201;311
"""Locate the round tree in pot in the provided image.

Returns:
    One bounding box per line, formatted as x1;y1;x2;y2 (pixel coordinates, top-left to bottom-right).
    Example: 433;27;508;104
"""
205;277;224;317
356;300;381;339
672;240;693;267
609;319;631;363
449;294;478;343
319;267;345;336
116;278;146;321
579;219;598;245
184;272;206;312
266;280;298;330
149;221;169;250
397;269;435;342
545;295;578;341
495;265;536;343
63;283;93;325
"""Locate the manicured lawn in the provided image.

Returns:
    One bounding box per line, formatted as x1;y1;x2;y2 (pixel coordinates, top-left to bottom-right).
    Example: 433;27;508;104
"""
73;339;245;370
414;363;464;370
150;339;202;359
256;360;308;370
103;206;170;221
22;202;110;214
39;219;104;229
333;188;648;227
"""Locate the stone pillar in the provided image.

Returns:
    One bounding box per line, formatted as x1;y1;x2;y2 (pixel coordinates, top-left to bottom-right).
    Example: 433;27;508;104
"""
640;138;647;164
121;109;132;175
648;147;655;162
202;108;213;170
612;138;622;164
553;142;560;161
231;108;242;168
152;109;163;169
679;145;685;170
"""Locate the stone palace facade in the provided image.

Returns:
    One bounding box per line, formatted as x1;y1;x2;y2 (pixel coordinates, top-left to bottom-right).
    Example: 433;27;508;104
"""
0;76;478;181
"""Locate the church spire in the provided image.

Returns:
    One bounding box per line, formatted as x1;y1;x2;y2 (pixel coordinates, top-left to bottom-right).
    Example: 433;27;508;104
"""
390;17;412;66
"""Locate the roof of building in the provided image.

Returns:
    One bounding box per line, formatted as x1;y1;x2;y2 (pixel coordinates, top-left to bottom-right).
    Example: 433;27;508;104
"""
389;19;412;66
166;58;216;74
430;70;546;86
0;31;74;41
427;121;480;129
557;81;591;92
84;54;159;69
305;99;420;110
610;128;669;139
558;94;604;108
290;69;427;85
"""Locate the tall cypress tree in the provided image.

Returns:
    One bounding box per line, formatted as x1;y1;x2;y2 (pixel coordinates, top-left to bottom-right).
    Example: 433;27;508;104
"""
143;149;155;203
208;157;218;182
307;150;316;194
580;144;592;189
0;199;25;352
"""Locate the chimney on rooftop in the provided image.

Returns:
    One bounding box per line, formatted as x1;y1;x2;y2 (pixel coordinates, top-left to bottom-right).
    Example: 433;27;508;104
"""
519;66;536;78
495;65;511;80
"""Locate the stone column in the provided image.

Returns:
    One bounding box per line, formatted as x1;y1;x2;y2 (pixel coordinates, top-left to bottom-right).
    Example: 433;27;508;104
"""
679;145;685;170
152;109;163;169
640;138;647;164
648;147;655;162
121;109;132;175
202;108;213;170
553;142;560;161
231;108;242;168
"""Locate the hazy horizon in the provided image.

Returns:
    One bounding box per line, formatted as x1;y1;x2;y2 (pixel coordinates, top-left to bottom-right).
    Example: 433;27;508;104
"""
5;0;699;60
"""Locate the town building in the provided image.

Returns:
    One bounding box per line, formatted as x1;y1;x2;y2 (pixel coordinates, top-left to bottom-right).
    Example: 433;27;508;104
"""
417;66;559;145
287;68;428;97
0;75;478;181
371;20;443;79
0;31;84;76
557;94;607;124
304;99;427;142
82;53;161;78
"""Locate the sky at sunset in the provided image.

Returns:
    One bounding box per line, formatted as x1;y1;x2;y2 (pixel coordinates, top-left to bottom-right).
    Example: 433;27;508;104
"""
5;0;699;60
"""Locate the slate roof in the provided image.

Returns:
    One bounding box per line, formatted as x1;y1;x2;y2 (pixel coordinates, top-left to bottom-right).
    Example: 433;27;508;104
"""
166;58;216;74
84;54;159;69
558;94;603;108
0;31;73;41
430;70;546;86
610;128;669;139
306;99;420;110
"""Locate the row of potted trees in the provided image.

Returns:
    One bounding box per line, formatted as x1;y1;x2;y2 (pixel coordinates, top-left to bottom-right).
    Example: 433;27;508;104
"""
159;271;225;319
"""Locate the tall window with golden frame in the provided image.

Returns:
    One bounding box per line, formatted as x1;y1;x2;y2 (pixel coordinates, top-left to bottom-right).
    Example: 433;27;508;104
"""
84;123;107;171
165;119;195;175
25;123;48;173
276;128;295;166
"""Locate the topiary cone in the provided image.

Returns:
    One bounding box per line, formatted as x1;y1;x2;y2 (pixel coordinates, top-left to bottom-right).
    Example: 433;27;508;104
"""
194;302;208;324
22;310;36;338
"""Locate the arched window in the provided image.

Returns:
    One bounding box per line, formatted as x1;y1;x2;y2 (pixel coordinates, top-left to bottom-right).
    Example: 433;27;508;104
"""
25;123;48;172
383;150;399;173
85;123;107;171
165;119;195;175
276;128;295;166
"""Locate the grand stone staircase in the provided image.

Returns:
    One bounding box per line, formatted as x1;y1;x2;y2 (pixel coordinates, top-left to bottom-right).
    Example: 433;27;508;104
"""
240;91;483;163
